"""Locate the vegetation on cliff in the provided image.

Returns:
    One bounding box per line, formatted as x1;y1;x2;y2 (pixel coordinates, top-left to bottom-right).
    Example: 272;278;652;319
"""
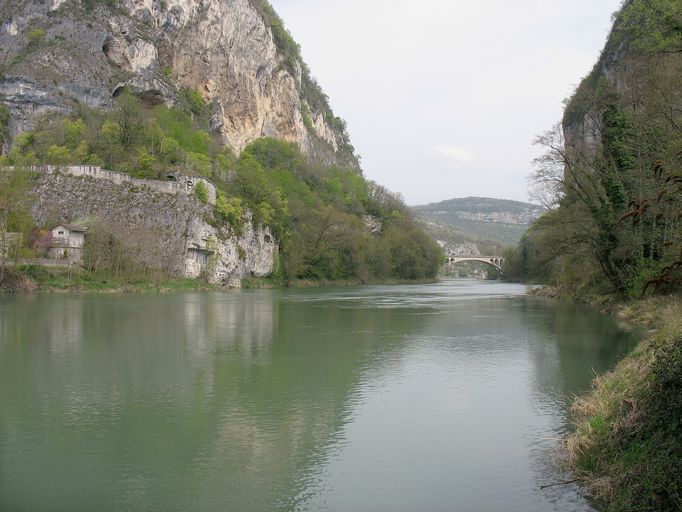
566;299;682;511
0;92;442;287
0;0;358;170
248;0;357;161
504;0;682;299
502;1;682;509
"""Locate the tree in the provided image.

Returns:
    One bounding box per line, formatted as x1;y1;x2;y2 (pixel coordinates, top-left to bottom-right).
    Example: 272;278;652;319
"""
528;36;682;296
194;181;209;204
618;0;682;55
0;105;10;151
0;170;31;284
233;154;270;204
111;92;145;149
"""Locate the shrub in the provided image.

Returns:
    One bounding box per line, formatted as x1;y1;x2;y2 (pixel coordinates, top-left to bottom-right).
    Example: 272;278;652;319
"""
0;105;9;147
46;144;70;164
179;88;208;120
27;29;46;48
194;181;209;204
214;192;243;230
135;147;155;178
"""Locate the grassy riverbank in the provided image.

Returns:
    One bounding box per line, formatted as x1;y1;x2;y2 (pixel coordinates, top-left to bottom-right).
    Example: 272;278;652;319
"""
1;265;441;294
563;296;682;511
0;265;218;294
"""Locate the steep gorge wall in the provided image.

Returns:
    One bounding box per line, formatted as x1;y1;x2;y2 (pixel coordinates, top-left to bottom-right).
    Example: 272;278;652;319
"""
30;172;277;286
0;0;358;168
561;0;640;155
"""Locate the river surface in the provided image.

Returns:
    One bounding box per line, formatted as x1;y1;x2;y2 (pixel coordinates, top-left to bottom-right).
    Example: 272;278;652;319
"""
0;280;638;512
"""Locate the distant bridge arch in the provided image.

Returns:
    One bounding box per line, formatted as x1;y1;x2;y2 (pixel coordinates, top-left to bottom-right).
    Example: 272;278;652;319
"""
447;256;504;273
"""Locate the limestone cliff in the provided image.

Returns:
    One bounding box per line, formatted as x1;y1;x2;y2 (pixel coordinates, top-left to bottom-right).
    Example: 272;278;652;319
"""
562;25;625;156
0;0;358;168
413;197;544;247
30;169;277;286
561;0;667;156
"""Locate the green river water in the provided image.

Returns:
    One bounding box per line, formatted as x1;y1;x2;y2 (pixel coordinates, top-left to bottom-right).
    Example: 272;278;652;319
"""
0;280;638;511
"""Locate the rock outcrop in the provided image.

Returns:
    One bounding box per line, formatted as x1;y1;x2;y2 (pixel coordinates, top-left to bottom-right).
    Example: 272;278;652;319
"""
0;0;358;168
30;171;277;286
414;197;545;247
443;242;480;257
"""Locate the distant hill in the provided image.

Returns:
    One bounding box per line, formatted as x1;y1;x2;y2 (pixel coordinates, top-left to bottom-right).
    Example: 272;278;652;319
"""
412;197;545;248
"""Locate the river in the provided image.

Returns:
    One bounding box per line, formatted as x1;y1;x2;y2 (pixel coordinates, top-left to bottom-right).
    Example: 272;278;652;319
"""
0;280;637;512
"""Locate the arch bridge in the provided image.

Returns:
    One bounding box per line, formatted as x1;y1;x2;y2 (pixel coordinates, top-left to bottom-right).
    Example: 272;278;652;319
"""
447;256;505;272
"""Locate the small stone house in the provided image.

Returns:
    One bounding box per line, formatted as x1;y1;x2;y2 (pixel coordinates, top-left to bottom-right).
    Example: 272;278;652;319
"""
48;224;86;262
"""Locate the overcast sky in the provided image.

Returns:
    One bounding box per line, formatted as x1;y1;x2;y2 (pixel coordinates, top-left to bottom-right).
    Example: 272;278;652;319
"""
268;0;624;205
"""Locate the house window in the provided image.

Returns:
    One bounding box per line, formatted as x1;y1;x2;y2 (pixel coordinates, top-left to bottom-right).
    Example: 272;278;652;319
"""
58;231;65;235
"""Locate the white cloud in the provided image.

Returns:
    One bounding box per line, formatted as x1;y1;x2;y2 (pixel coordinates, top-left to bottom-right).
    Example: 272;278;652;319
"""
433;146;475;165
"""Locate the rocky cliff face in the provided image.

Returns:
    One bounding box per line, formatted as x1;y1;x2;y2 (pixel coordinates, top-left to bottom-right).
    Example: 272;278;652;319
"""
561;0;639;156
30;172;277;286
562;39;624;156
0;0;358;167
413;197;545;247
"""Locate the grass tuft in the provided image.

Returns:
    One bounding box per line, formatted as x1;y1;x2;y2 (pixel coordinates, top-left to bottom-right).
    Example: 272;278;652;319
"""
565;299;682;511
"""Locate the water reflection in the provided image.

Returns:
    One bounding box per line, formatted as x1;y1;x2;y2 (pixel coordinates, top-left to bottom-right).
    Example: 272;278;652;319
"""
0;282;637;512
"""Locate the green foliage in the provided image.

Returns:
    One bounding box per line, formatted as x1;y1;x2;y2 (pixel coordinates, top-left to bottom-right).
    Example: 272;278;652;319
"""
250;0;301;74
135;147;155;178
6;92;224;179
82;224;154;281
194;181;209;204
0;105;9;148
236;138;442;283
382;224;444;280
186;151;211;175
161;66;174;81
0;170;34;283
214;191;243;231
521;0;682;298
649;337;682;433
233;154;270;204
113;91;145;148
257;201;275;225
244;138;302;173
602;104;636;175
301;102;314;131
63;118;85;147
572;329;682;512
27;29;46;48
617;0;682;54
179;88;209;120
152;107;212;157
7;265;212;292
4;90;440;285
46;144;70;164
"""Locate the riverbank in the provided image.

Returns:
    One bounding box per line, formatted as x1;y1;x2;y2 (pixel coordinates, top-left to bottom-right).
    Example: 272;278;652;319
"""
558;294;682;511
0;265;219;294
0;265;441;294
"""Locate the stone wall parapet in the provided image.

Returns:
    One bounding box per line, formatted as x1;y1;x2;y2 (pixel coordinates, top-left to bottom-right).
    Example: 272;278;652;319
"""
1;165;217;205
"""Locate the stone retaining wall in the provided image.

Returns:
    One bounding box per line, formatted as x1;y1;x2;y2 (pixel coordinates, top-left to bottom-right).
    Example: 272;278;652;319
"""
3;165;217;205
4;258;76;268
